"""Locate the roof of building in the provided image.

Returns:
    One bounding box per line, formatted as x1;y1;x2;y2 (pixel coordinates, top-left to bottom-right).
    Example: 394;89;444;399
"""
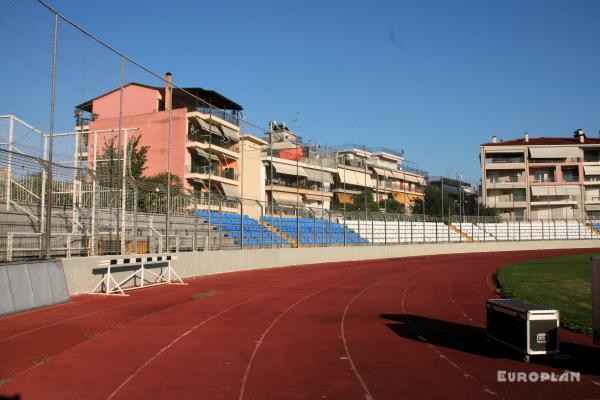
75;82;243;113
482;137;600;146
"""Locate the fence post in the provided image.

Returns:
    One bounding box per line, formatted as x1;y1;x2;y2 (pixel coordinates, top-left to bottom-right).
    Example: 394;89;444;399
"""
7;233;13;262
240;200;244;250
384;215;387;246
133;184;138;254
370;213;374;246
66;234;71;258
260;204;264;249
193;195;198;251
343;210;347;247
356;213;360;244
328;210;332;246
397;214;400;245
313;209;316;247
218;200;222;250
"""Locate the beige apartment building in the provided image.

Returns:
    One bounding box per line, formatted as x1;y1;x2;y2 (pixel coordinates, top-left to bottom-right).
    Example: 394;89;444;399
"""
480;130;600;220
241;122;427;213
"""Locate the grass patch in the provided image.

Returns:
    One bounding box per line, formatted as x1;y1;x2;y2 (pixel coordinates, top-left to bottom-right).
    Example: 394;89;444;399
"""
191;289;222;301
496;253;599;335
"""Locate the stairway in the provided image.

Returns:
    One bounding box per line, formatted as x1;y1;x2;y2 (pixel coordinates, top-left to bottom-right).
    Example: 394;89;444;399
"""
448;224;474;242
259;220;298;247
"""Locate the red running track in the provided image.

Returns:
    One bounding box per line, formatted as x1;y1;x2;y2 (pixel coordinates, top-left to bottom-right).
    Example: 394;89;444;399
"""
1;248;599;400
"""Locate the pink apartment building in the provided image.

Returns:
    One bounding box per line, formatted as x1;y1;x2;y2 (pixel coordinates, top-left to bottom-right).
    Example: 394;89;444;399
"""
75;73;243;200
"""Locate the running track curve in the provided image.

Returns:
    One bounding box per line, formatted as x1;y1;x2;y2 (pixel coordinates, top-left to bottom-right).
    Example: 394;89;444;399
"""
1;248;599;400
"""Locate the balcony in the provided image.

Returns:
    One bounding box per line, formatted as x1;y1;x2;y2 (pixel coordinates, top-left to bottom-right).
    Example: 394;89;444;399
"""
485;158;525;170
486;157;525;164
194;107;239;126
486;200;528;208
530;176;556;183
186;140;239;160
185;165;239;186
486;177;526;188
529;157;581;163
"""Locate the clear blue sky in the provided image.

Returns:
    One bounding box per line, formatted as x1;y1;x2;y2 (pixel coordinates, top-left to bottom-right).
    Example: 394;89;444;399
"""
3;0;600;182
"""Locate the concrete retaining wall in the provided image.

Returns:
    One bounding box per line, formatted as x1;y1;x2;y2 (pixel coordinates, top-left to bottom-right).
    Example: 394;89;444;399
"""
60;240;600;295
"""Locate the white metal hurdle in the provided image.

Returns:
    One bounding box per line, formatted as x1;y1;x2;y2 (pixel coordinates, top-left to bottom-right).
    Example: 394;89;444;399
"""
91;254;186;295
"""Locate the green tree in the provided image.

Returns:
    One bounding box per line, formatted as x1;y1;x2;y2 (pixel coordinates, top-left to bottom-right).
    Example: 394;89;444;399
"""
378;197;405;214
477;204;500;218
346;189;379;212
142;172;184;196
96;134;148;187
411;185;454;217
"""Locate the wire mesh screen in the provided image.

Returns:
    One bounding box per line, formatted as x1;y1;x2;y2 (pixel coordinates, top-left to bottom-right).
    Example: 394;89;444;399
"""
0;0;599;263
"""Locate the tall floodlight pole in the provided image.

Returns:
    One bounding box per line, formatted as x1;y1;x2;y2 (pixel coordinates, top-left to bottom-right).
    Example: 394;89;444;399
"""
165;76;173;252
45;13;59;259
441;177;444;221
269;126;274;218
363;144;368;218
118;56;125;254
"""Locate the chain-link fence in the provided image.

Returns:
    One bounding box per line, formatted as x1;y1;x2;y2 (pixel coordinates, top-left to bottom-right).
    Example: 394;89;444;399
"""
1;1;599;263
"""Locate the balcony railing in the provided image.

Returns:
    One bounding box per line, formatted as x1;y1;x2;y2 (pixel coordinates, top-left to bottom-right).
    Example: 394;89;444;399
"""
529;157;581;163
530;177;556;183
186;165;238;181
584;155;600;162
486;157;525;164
194;107;240;126
487;177;524;184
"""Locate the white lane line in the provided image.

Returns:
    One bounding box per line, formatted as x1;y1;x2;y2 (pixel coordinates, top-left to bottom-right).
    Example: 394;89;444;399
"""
106;287;284;400
401;280;504;399
238;284;334;400
340;273;402;400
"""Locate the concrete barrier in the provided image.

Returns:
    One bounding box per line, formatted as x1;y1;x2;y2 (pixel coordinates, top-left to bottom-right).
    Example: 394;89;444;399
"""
59;240;600;296
0;260;70;316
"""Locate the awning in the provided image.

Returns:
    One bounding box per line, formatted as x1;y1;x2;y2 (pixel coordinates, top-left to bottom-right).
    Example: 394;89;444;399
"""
272;161;308;177
402;174;420;184
337;169;359;186
304;194;324;202
354;171;374;187
485;147;525;154
221;183;240;198
192;116;224;138
272;191;303;206
586;204;600;211
531;186;579;196
336;192;354;205
584;165;600;175
220;124;239;142
305;168;334;183
392;192;421;204
194;147;219;161
372;167;391;176
529;147;580;159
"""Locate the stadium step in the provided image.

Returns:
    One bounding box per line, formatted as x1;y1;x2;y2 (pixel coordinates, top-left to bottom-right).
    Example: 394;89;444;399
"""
448;223;474;242
259;220;298;247
585;223;600;237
